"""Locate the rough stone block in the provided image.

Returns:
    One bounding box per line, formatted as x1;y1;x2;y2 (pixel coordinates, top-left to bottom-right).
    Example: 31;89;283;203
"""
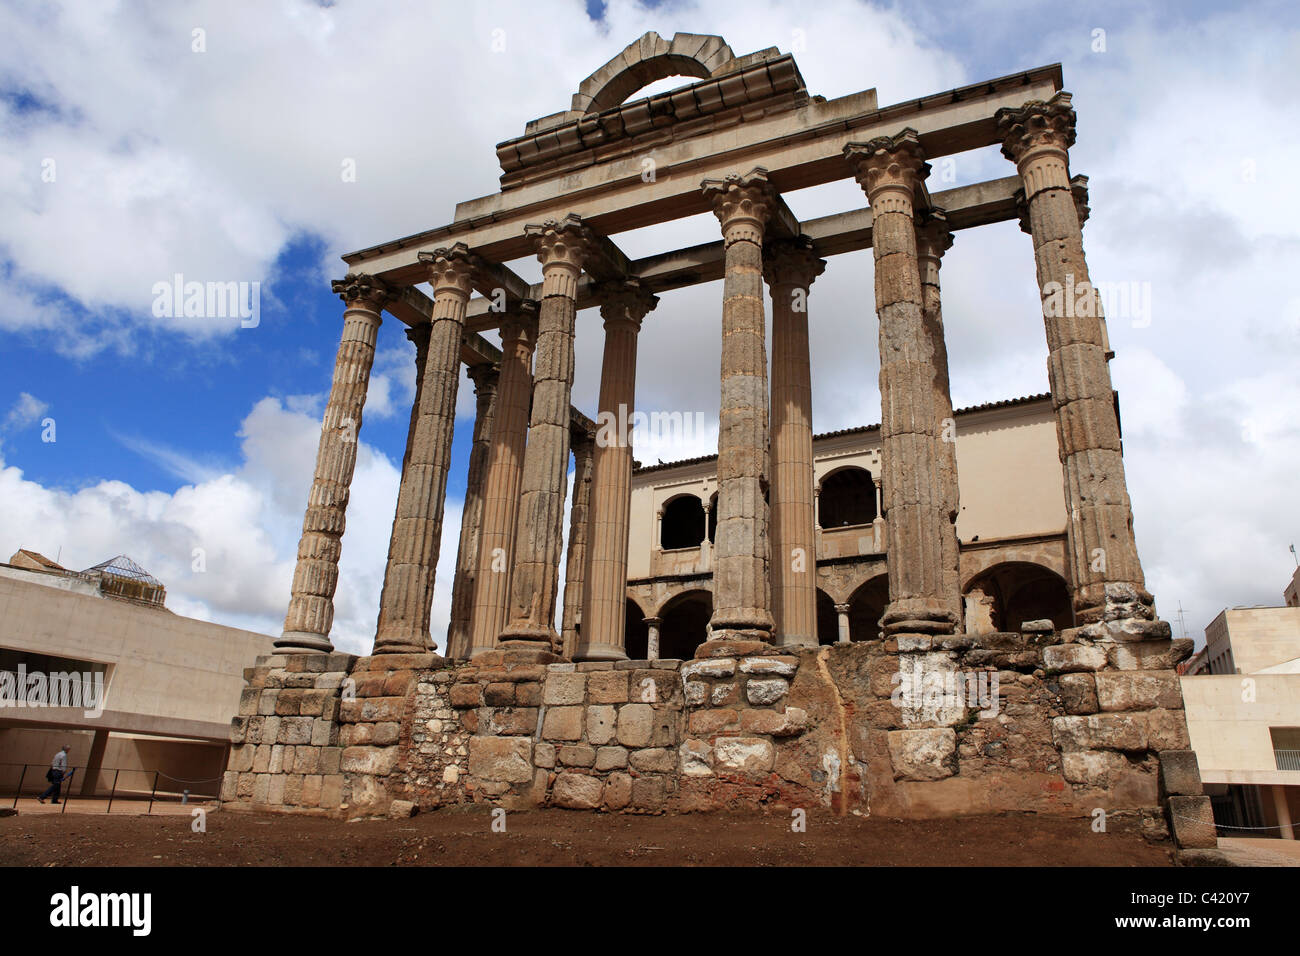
1095;671;1183;712
617;703;654;747
746;678;789;705
468;736;533;783
533;742;556;769
680;658;736;680
713;736;775;773
1052;714;1147;752
1057;673;1098;714
485;682;515;706
1146;709;1191;750
887;728;958;781
340;746;398;776
587;670;629;703
1158;750;1203;796
558;744;596;767
542;705;584;741
630;774;667;811
739;656;798;676
553;772;603;809
1043;643;1108;673
604;772;632;810
689;708;737;736
544;672;586;705
595;746;628;771
1168;795;1218;848
586;705;616;745
680;739;714;776
629;747;676;773
450;683;483;708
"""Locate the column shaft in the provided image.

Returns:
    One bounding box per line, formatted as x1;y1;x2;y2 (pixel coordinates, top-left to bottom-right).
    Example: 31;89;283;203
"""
500;216;591;654
579;281;657;661
373;245;477;654
445;364;499;659
468;310;537;657
560;433;595;658
701;169;778;647
998;93;1150;624
845;130;957;639
277;273;389;653
766;239;825;648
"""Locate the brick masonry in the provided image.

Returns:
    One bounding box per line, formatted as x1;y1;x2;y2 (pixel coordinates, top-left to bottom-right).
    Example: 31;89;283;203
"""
221;623;1211;846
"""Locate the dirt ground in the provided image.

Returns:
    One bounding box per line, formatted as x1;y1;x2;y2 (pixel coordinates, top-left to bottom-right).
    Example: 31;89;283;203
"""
0;805;1175;866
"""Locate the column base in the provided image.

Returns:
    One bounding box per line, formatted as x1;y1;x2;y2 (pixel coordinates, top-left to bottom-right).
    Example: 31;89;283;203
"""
483;643;567;666
573;642;629;663
881;602;958;637
498;621;563;655
275;630;334;654
696;631;778;659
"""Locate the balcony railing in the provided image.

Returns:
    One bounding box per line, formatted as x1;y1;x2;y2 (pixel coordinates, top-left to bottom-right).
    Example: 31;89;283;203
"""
1274;750;1300;771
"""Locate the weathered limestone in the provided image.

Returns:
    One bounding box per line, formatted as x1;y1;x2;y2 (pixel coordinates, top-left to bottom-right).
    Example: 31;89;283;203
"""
914;209;963;628
277;274;391;653
446;363;499;660
373;245;479;654
499;216;593;655
844;130;957;639
645;616;662;660
765;237;825;648
468;309;538;658
579;280;658;661
561;431;596;658
701;168;778;649
996;92;1151;628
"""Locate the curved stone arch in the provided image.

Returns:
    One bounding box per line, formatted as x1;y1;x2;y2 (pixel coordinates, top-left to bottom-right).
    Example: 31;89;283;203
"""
572;32;736;114
659;491;708;550
960;543;1067;593
962;560;1072;633
816;461;873;488
817;463;877;529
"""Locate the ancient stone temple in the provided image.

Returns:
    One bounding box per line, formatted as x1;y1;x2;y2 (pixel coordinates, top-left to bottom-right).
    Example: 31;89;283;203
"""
223;32;1213;846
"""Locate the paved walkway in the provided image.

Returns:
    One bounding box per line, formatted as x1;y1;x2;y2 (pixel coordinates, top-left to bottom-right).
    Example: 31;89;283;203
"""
1217;837;1300;866
5;797;208;816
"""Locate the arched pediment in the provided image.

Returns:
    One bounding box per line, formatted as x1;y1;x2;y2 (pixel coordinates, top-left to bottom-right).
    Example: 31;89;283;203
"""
572;32;736;114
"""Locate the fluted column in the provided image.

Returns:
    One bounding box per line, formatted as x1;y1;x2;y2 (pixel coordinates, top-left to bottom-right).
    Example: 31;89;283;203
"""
700;168;778;650
765;237;825;648
561;432;595;659
277;273;390;653
445;363;499;659
468;308;537;657
997;93;1154;628
844;130;957;639
500;216;592;655
915;209;964;630
579;280;658;661
373;244;478;654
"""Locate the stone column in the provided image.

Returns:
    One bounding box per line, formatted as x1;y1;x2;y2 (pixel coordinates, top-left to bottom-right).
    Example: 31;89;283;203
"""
445;363;499;659
578;280;658;661
834;603;851;644
499;216;592;656
561;432;596;659
701;168;778;650
915;209;964;630
645;617;662;660
766;237;825;648
277;273;390;653
468;308;537;658
844;130;957;640
997;93;1156;629
371;245;478;655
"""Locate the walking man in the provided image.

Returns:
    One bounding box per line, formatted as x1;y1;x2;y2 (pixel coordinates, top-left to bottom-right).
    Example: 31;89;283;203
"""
38;744;71;804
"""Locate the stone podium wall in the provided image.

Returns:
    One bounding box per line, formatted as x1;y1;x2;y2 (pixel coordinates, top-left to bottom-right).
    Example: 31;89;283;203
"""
221;627;1214;847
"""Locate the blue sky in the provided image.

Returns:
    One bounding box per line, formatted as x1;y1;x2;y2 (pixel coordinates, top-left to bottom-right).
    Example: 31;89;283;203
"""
1;0;1297;652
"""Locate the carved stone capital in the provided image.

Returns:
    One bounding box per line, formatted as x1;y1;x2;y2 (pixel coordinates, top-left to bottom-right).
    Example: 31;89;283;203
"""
914;208;954;262
763;235;826;289
467;361;499;396
1014;174;1091;234
996;91;1077;165
418;242;480;299
525;214;593;274
701;167;776;242
404;321;431;350
594;278;658;330
843;129;930;203
498;302;539;352
331;272;394;309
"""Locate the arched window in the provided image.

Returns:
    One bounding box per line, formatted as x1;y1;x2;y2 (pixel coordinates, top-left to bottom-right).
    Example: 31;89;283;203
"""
818;467;876;529
661;495;706;550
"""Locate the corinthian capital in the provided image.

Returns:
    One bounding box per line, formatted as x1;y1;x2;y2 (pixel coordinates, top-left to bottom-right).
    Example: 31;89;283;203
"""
763;235;826;289
914;208;954;262
701;167;777;240
525;214;594;273
843;128;930;202
418;242;481;298
594;278;658;329
331;272;394;309
996;91;1077;164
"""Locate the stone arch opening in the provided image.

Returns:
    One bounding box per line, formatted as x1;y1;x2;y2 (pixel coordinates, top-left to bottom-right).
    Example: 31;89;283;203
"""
573;33;736;115
661;494;706;549
963;562;1072;634
657;589;712;659
819;466;876;528
847;574;889;642
624;597;649;659
815;588;840;645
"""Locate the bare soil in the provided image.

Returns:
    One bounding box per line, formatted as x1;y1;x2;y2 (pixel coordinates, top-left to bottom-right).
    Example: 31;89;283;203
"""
0;805;1175;866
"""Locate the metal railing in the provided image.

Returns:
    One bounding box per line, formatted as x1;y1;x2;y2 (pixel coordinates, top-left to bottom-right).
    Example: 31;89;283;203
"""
1274;749;1300;772
1;762;222;814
